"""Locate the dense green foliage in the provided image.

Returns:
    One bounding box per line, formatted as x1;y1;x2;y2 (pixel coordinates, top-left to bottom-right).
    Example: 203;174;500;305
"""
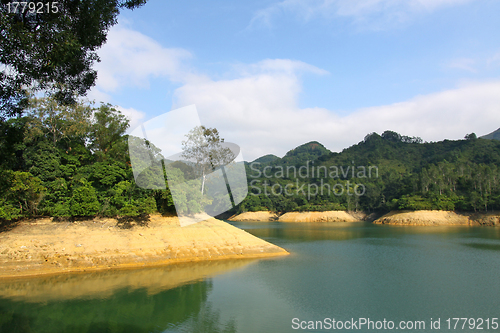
251;154;279;164
0;97;174;220
237;132;500;214
0;0;147;118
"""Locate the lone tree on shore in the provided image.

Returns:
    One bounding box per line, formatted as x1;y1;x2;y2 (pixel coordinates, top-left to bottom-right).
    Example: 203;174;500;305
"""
181;126;235;194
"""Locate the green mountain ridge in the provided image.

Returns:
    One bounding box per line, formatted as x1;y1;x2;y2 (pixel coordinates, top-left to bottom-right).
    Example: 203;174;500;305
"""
251;154;279;164
240;130;500;214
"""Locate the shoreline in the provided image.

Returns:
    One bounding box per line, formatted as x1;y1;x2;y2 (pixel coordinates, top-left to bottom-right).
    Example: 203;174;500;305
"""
374;210;500;226
228;210;373;222
0;214;288;279
229;210;500;226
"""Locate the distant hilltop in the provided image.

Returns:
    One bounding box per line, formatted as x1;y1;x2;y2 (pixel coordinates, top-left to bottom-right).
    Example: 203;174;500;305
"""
252;154;279;164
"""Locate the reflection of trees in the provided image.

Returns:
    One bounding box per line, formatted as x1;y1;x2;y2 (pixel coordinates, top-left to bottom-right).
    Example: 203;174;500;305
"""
0;258;258;332
169;302;237;333
246;224;368;242
0;279;235;333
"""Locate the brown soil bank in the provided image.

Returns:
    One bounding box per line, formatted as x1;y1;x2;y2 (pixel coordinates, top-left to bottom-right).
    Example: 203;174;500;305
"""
229;211;367;222
374;210;500;226
0;215;288;279
279;211;362;222
228;211;279;222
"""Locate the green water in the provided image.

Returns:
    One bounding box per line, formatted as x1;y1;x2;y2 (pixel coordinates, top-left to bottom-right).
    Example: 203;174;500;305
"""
1;222;500;333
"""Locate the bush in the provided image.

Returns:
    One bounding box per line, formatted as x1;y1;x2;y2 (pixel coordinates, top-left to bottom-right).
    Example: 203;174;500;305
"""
69;182;101;216
0;200;22;220
3;171;46;216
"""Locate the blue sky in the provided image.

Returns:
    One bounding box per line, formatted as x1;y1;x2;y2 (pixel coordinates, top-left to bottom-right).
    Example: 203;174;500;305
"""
88;0;500;161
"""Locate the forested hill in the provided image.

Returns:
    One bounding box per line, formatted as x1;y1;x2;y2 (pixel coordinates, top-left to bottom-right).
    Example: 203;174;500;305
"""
0;99;176;221
251;154;280;164
239;131;500;213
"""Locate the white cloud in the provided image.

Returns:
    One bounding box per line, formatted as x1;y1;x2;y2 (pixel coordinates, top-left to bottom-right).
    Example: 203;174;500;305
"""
172;59;333;160
89;26;499;161
236;58;329;76
86;88;112;104
446;50;500;73
87;24;192;135
487;51;500;67
117;106;146;132
447;58;477;72
93;25;192;93
249;0;476;30
172;61;500;161
344;81;500;143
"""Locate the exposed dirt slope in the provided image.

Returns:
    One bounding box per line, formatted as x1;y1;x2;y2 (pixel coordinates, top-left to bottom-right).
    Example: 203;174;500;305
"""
374;210;500;226
229;211;366;222
0;214;288;279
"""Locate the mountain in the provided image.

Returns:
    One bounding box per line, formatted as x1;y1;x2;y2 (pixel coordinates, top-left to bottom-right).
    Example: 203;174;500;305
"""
239;130;500;214
481;128;500;140
278;141;330;165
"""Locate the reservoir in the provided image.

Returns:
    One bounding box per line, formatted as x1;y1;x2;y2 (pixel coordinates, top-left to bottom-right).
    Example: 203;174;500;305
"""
1;222;500;332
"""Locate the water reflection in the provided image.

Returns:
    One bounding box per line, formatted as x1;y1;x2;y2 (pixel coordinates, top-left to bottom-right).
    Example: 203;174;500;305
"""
0;259;259;302
235;222;500;331
2;223;500;333
237;222;371;242
230;221;500;243
0;259;257;333
0;280;212;332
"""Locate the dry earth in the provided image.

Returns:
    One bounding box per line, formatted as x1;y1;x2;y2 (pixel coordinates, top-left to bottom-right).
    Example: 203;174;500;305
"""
229;211;367;222
0;214;288;279
374;210;500;226
228;211;279;222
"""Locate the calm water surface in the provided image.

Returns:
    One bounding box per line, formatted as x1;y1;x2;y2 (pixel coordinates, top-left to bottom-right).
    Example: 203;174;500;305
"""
1;222;500;332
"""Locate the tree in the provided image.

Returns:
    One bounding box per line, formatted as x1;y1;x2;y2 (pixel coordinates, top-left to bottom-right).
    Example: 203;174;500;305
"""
0;0;148;118
24;95;92;145
465;133;477;141
0;116;27;170
69;180;101;216
381;130;402;142
3;170;46;216
181;126;235;194
89;103;129;161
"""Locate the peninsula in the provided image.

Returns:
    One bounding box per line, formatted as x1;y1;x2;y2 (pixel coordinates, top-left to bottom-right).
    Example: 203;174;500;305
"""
0;215;288;279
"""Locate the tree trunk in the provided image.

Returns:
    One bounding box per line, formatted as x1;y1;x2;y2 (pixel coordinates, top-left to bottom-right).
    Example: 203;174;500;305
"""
201;172;206;194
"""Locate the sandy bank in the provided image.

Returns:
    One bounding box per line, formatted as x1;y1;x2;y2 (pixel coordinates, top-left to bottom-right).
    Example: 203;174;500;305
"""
228;211;279;222
278;211;361;222
0;215;288;279
374;210;500;226
229;211;366;222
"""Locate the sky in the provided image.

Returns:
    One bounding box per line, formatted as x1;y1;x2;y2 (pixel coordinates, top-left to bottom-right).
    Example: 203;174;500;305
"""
87;0;500;161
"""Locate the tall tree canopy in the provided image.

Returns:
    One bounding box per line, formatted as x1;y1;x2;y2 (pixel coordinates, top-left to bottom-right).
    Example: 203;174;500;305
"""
0;0;147;118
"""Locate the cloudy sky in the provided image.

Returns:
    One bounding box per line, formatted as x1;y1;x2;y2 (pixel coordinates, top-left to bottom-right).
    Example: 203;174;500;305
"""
88;0;500;161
